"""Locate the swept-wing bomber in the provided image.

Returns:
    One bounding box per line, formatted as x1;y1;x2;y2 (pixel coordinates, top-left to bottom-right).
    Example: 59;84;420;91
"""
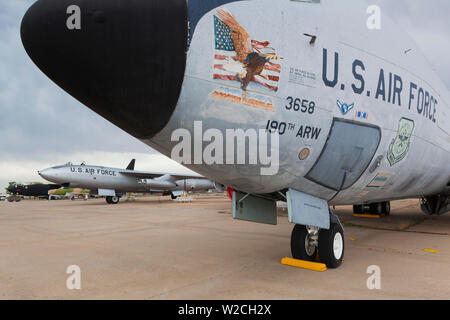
39;160;219;204
7;183;61;200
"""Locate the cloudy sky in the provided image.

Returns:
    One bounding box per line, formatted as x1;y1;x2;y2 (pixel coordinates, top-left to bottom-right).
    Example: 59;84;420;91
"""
0;0;449;189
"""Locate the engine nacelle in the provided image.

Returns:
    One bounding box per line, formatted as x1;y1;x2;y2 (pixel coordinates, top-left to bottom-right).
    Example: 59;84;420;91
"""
179;179;215;191
139;179;177;190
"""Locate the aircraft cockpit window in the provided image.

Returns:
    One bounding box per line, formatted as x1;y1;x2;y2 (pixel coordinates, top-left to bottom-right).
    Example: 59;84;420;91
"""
306;119;381;191
52;163;71;169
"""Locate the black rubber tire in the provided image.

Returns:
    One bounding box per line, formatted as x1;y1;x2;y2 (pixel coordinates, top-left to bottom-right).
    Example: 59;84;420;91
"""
171;194;178;200
105;196;112;204
318;223;345;268
353;205;363;214
382;201;391;216
369;202;383;215
110;196;120;204
291;225;317;261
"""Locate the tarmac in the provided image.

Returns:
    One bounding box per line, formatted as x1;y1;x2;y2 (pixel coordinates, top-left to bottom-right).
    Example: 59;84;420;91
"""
0;194;449;300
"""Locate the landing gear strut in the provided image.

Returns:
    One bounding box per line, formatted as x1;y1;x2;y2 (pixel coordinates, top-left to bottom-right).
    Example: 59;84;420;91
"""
106;196;120;204
290;214;345;268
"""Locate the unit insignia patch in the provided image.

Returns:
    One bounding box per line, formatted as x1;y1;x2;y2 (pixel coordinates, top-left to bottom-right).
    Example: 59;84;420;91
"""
387;118;415;166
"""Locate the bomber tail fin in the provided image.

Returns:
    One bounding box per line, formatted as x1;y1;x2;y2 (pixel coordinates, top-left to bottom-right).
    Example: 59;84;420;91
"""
126;159;136;171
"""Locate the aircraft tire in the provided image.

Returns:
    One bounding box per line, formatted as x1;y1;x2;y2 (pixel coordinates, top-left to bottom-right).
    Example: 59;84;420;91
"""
171;194;178;200
353;205;363;214
318;223;345;268
370;202;383;215
290;225;317;261
382;201;391;216
110;196;120;204
105;196;112;204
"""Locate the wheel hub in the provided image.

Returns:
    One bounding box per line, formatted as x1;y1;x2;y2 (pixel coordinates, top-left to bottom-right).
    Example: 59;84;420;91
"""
333;233;344;260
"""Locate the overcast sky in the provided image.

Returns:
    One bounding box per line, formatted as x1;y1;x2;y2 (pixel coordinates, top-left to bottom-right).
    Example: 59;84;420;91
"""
0;0;449;189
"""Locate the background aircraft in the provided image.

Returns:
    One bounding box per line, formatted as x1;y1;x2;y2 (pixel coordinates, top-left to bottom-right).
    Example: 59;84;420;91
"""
6;183;61;201
38;160;222;204
21;0;450;268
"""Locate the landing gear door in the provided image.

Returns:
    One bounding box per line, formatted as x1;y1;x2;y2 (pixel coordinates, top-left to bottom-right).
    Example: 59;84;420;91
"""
98;189;116;197
306;119;381;191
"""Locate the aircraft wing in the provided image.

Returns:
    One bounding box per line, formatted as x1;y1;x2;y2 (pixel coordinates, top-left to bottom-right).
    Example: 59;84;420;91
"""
118;170;205;180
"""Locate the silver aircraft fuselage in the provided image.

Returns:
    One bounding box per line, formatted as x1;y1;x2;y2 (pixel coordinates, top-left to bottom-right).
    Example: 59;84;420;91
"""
147;0;450;205
39;164;216;195
21;0;450;205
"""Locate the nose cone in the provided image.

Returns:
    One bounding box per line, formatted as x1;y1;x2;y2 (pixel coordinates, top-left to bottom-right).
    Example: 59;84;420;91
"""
38;168;59;183
21;0;188;139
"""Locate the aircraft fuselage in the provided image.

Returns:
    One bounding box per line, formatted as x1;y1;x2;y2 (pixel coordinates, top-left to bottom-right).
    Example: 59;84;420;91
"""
146;0;450;205
21;0;450;205
39;164;216;195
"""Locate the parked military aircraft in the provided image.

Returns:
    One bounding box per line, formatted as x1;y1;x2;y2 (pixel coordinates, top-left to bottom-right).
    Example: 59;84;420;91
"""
21;0;450;268
38;160;220;204
6;183;62;200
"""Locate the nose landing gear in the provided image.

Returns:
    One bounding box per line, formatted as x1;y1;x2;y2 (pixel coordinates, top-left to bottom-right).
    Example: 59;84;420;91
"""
290;214;345;269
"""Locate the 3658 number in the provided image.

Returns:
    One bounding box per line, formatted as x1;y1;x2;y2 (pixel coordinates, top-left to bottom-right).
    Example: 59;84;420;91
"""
285;97;315;114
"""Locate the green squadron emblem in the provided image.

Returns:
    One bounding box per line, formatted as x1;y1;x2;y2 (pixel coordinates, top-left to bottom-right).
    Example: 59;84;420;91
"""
387;118;415;166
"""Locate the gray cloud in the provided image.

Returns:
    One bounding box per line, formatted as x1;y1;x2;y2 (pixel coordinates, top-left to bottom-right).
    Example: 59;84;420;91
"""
0;0;153;163
378;0;450;87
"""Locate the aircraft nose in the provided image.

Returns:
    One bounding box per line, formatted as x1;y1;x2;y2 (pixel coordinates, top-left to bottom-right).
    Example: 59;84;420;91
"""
38;169;47;178
21;0;188;139
38;168;57;182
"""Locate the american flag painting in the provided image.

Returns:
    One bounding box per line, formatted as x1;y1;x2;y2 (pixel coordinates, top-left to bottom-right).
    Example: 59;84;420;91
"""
213;14;281;92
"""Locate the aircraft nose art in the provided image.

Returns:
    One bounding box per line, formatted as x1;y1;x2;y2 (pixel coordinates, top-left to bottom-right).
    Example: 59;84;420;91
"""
21;0;188;139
